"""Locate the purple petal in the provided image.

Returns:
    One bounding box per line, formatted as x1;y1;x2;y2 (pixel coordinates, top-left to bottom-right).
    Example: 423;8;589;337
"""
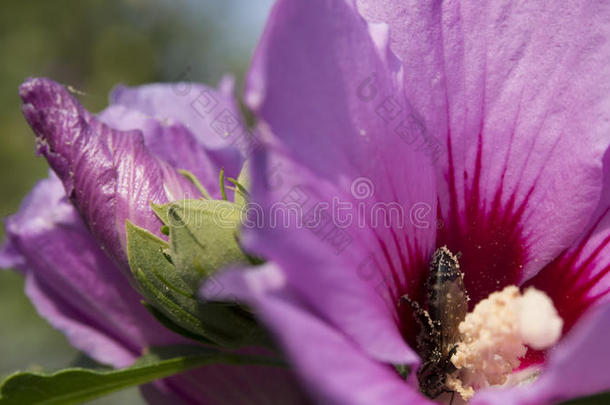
245;149;422;364
0;227;25;271
109;79;244;178
20;78;201;269
246;0;434;200
359;0;610;304
242;0;436;364
1;174;180;367
205;264;433;405
98;105;227;199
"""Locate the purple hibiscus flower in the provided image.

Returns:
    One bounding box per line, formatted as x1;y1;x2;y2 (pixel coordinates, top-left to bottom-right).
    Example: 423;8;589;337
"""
208;0;610;404
0;78;309;404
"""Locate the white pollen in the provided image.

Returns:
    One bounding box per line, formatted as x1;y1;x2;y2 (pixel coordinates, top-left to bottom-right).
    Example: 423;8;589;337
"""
447;286;563;401
517;288;563;350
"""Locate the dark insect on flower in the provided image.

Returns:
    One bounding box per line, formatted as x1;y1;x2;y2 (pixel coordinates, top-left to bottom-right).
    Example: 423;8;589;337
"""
401;246;469;399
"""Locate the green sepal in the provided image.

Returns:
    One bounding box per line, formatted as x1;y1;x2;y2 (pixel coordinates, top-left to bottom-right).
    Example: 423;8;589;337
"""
178;169;212;199
151;202;170;225
232;161;251;208
219;168;228;200
153;199;247;290
141;302;214;345
0;345;284;405
126;221;268;347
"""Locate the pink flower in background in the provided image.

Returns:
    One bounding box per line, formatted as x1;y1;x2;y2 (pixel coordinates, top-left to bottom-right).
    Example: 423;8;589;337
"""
209;0;610;404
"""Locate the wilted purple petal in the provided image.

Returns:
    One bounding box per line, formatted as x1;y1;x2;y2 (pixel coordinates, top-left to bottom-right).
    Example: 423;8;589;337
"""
19;78;201;269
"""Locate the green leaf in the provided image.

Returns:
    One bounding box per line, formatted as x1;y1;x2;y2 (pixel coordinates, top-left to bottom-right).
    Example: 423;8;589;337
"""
560;392;610;405
126;221;268;347
0;345;284;405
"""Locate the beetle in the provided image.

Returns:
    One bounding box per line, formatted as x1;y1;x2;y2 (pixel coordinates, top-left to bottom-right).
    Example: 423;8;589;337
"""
400;246;469;400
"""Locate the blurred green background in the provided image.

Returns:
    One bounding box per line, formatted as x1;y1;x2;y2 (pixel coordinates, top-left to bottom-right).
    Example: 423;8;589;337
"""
0;1;273;403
